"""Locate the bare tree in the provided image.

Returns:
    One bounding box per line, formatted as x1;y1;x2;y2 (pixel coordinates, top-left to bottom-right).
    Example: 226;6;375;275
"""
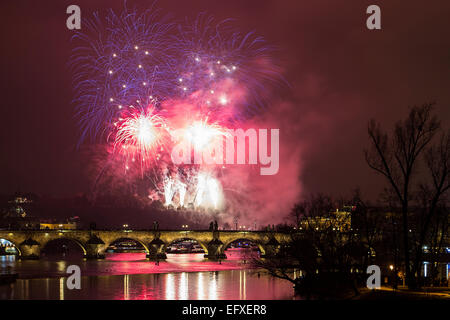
412;131;450;284
254;193;366;298
290;202;306;228
365;103;441;288
349;188;383;266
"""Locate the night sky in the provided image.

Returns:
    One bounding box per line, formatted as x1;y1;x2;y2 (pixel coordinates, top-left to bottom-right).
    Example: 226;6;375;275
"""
1;0;449;202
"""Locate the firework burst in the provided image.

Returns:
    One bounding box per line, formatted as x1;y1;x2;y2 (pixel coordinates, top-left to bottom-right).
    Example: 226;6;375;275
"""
71;6;282;212
113;106;166;168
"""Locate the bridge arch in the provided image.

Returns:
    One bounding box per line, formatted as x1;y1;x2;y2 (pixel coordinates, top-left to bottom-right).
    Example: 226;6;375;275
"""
41;237;87;257
163;237;208;255
107;237;149;254
222;238;266;256
0;238;21;256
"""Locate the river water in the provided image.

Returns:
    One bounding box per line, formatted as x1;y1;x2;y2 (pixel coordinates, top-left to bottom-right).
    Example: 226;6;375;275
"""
0;250;296;300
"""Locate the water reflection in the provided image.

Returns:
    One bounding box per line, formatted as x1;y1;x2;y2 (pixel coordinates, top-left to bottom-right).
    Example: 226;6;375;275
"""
165;273;175;300
1;252;257;279
240;270;246;300
209;272;218;300
179;272;188;300
197;272;204;300
0;251;296;300
59;277;64;300
0;270;295;300
124;274;129;300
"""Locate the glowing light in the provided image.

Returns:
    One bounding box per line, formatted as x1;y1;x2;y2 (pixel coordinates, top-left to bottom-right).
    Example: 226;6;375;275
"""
164;178;174;206
179;273;188;300
195;173;222;209
115;108;165;165
59;277;64;300
219;95;228;105
164;177;186;208
72;7;283;215
197;273;205;300
185;120;225;151
124;274;129;300
134;119;154;144
166;274;175;299
208;272;218;299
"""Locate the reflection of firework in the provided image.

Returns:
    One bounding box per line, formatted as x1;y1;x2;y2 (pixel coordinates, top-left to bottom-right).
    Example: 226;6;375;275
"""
72;7;282;212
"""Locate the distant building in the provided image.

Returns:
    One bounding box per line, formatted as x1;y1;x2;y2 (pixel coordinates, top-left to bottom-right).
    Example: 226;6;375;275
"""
0;194;40;230
298;208;352;232
40;217;79;230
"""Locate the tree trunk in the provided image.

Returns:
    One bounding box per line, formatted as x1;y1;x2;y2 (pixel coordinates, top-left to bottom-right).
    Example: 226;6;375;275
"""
402;204;415;288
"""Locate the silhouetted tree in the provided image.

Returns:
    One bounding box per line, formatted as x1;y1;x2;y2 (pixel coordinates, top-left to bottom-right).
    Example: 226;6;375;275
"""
254;193;367;298
411;132;450;284
365;103;446;288
290;202;306;228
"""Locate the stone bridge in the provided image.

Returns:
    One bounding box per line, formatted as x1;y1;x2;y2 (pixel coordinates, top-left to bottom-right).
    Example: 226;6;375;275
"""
0;229;291;260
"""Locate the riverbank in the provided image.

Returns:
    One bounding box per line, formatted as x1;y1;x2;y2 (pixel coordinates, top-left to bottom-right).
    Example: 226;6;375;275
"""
355;286;450;300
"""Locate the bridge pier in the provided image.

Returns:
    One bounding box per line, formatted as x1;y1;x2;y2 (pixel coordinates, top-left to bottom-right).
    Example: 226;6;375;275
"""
204;238;226;260
85;235;106;259
261;237;280;258
147;237;167;261
19;238;40;260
